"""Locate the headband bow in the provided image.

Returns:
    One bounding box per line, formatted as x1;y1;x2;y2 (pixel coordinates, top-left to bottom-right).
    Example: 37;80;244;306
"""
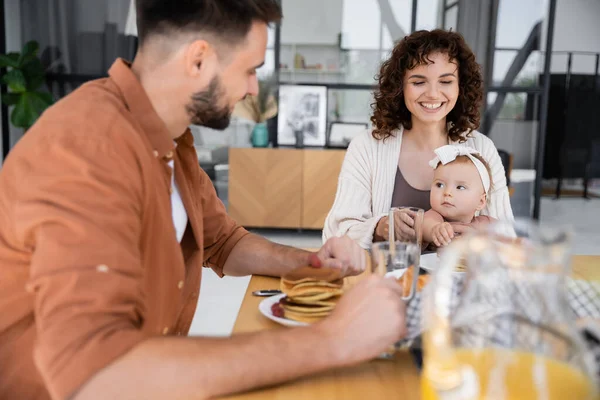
429;145;491;195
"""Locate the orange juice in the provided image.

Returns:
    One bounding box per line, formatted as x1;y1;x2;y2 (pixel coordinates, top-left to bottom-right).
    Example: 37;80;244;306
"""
421;348;597;400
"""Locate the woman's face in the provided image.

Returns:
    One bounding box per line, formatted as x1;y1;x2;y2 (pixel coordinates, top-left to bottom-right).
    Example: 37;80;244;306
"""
403;52;459;127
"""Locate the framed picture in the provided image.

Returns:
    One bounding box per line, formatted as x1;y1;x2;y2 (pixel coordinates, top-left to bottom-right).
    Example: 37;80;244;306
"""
277;85;328;147
326;122;369;148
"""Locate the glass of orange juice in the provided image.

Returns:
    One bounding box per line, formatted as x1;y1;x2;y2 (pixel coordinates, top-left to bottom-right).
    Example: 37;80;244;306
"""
420;219;598;400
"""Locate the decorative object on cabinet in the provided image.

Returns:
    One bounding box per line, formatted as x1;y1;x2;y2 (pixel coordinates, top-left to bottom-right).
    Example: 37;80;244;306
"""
232;75;278;148
326;122;368;148
277;84;328;147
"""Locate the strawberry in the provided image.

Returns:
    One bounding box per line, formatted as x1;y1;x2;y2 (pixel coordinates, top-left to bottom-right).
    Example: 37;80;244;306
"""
271;301;284;318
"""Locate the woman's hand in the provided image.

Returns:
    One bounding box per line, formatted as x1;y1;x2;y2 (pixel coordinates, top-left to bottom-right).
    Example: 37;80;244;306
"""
391;209;417;242
374;210;417;242
374;216;390;242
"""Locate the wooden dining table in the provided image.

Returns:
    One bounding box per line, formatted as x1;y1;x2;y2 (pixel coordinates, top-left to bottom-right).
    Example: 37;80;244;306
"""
220;255;600;399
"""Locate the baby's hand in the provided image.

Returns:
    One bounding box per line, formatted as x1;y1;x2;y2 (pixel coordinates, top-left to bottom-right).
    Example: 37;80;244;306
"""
431;222;454;247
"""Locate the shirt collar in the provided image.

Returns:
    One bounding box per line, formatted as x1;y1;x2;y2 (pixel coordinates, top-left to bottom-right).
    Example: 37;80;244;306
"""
109;58;187;159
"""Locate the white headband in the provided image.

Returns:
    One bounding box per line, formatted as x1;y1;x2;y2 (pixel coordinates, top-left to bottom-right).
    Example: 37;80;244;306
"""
428;145;491;195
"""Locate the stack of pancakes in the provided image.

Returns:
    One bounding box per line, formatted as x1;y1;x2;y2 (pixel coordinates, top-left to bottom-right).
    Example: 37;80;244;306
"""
278;266;345;323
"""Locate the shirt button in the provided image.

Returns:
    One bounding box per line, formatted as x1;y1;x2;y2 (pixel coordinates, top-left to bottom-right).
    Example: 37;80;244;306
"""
96;264;109;273
177;280;184;289
165;151;174;159
153;150;159;158
162;327;169;335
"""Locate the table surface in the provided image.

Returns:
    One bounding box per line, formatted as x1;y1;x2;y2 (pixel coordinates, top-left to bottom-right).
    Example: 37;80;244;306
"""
220;255;600;399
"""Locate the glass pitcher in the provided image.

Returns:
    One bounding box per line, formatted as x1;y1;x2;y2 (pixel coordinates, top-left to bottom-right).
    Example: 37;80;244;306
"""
421;219;598;400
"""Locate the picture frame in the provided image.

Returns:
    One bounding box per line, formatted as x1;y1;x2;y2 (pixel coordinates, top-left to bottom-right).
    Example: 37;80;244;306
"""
326;122;369;148
277;85;328;147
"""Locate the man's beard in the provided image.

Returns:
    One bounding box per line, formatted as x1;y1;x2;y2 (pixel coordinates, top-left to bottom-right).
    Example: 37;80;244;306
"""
186;76;231;130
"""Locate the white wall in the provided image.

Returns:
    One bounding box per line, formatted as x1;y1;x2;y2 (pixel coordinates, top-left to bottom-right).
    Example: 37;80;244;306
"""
75;0;129;34
489;121;538;169
5;0;21;52
549;0;600;74
281;0;343;45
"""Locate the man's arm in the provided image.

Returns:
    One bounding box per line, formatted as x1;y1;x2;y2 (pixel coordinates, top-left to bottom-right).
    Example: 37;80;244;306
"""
221;233;312;277
74;276;407;400
74;325;340;400
222;234;368;278
197;169;368;279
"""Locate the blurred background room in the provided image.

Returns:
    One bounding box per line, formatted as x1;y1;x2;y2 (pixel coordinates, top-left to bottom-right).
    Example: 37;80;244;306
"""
1;0;599;336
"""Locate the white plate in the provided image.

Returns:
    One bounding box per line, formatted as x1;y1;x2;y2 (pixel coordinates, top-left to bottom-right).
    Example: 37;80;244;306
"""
420;253;466;274
419;253;440;273
258;293;309;327
385;269;407;280
258;294;403;360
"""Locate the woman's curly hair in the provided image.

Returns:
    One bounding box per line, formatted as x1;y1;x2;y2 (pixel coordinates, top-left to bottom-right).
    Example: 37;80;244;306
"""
371;29;483;143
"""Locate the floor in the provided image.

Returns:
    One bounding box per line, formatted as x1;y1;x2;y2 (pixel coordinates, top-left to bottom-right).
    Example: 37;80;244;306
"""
188;198;600;337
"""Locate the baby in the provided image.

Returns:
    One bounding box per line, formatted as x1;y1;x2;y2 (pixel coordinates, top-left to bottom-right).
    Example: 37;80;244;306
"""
423;145;494;248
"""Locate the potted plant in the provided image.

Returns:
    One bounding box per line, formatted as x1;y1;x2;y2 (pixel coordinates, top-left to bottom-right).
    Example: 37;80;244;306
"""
0;40;53;131
232;75;278;147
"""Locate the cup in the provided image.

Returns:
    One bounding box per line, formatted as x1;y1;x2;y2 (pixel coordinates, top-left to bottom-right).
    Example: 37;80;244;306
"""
371;241;420;301
388;206;424;248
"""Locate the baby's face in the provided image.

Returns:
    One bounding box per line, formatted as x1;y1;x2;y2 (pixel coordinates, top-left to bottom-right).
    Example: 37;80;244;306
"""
430;161;487;222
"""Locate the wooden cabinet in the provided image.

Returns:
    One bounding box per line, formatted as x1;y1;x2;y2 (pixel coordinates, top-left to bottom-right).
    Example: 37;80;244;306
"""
229;148;303;228
302;150;346;229
228;148;345;229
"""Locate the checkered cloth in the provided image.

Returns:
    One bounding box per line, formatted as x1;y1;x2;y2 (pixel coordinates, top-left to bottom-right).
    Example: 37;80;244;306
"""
401;274;600;380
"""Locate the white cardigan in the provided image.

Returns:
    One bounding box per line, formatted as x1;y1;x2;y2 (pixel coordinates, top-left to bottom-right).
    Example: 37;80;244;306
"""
322;127;515;249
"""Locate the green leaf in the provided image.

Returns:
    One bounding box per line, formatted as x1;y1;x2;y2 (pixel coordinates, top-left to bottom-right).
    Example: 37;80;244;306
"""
11;95;36;129
21;58;45;90
0;53;20;68
28;91;53;113
10;91;52;129
1;92;20;106
36;91;53;106
0;40;49;130
18;41;39;65
22;41;39;56
2;69;27;93
27;74;46;91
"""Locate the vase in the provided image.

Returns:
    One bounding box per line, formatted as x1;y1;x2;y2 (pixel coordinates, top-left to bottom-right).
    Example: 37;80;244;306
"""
251;122;269;147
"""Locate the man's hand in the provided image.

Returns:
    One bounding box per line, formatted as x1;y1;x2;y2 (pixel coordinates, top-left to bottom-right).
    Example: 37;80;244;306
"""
316;276;407;364
431;222;454;247
313;236;367;277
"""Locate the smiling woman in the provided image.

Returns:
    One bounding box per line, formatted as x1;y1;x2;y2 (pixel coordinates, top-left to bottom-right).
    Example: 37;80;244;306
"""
322;30;514;249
